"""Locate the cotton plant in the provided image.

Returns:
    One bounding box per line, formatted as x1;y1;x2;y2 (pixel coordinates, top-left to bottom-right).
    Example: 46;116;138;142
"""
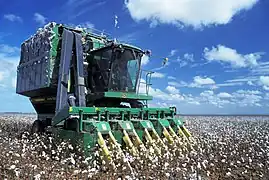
1;114;269;179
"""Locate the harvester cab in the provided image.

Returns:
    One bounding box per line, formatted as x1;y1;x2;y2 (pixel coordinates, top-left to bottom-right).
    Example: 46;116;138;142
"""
84;41;148;108
16;22;193;166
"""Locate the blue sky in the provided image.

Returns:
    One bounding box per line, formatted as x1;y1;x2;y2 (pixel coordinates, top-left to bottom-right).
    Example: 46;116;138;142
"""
0;0;269;114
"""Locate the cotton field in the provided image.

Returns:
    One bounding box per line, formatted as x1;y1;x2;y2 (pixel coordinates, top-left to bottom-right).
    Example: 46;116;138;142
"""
0;114;269;180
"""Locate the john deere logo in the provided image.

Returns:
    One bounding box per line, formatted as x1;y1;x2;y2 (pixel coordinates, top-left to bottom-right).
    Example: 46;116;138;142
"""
121;93;127;98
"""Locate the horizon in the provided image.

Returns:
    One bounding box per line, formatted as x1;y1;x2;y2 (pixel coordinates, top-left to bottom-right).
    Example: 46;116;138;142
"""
1;111;269;116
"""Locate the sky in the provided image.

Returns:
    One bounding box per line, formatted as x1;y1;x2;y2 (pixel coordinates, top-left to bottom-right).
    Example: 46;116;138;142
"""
0;0;269;114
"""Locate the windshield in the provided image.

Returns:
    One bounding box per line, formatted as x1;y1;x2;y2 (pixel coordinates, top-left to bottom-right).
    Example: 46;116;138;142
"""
87;48;112;92
109;49;141;92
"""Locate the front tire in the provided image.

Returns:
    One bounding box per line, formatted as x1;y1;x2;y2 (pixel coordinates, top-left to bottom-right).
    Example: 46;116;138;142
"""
31;120;45;134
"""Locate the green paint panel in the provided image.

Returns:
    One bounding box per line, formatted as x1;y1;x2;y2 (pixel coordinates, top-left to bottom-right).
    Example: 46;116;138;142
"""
109;121;134;133
95;121;111;132
131;120;154;142
150;118;171;137
158;119;170;127
167;117;183;132
69;106;174;115
112;131;123;144
167;117;183;126
108;121;135;145
131;120;154;129
82;120;111;133
104;91;153;100
118;121;135;131
52;127;97;157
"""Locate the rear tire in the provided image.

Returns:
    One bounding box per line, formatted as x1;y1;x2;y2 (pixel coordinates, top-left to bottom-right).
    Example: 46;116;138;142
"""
64;118;79;131
31;120;45;134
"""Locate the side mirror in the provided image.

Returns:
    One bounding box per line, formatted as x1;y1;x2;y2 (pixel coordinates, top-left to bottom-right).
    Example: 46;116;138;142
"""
144;49;152;57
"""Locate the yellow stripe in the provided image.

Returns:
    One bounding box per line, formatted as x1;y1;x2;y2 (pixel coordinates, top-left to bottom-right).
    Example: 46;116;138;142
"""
182;126;192;137
69;107;73;112
177;126;191;145
163;127;174;144
144;129;161;155
123;130;138;156
177;127;185;137
108;131;118;145
97;132;111;160
132;130;146;149
152;129;167;148
108;131;134;173
168;126;181;142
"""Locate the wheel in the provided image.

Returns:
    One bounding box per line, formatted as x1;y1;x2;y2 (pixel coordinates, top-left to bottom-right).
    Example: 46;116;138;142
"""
64;118;79;131
31;120;45;134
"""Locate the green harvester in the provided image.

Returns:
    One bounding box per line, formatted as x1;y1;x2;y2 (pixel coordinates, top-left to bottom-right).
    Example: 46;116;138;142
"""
16;22;192;164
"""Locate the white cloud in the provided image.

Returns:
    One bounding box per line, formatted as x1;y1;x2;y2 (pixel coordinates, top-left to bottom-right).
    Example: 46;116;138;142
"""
139;77;266;113
188;101;200;105
168;81;180;87
165;86;179;94
69;1;107;20
0;44;20;88
151;72;165;78
138;79;184;101
247;81;254;86
176;53;195;68
3;14;22;22
0;44;20;54
167;76;248;90
204;45;263;68
12;77;17;88
193;76;215;85
198;89;262;108
259;76;269;86
178;61;187;68
217;92;232;98
168;76;216;89
0;71;5;82
265;93;269;100
0;32;11;42
167;76;176;80
236;89;261;95
251;62;269;75
221;76;259;87
259;76;269;90
262;86;269;91
141;55;149;66
199;90;230;108
217;82;244;87
118;32;138;43
34;13;47;26
183;53;194;62
231;90;262;107
169;49;178;57
124;0;258;29
200;90;214;97
77;21;95;29
225;77;259;83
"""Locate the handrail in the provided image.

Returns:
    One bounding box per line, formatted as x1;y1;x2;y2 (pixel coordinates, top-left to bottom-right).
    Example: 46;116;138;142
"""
137;70;154;96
